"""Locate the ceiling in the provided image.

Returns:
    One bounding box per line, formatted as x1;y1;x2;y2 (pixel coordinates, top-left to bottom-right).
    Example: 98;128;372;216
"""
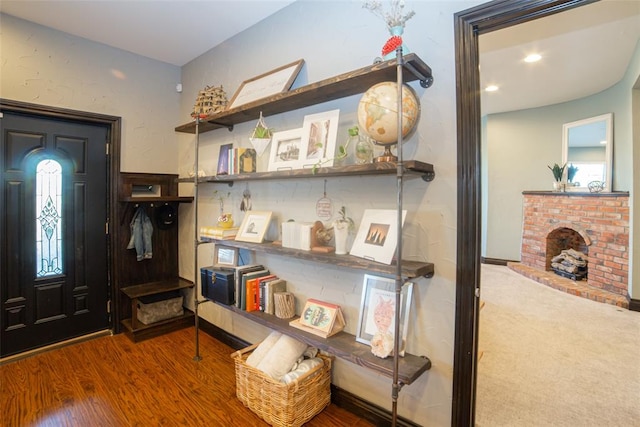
1;1;639;114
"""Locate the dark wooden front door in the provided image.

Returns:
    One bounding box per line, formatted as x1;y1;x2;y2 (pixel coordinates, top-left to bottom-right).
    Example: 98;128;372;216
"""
1;111;110;357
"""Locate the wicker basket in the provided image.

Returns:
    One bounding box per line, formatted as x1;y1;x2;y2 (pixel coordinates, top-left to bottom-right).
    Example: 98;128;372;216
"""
231;342;332;427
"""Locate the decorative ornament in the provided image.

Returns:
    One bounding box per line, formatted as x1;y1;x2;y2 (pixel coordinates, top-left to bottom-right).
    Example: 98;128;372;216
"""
240;184;252;212
370;331;394;358
191;85;227;119
316;180;333;220
382;35;403;57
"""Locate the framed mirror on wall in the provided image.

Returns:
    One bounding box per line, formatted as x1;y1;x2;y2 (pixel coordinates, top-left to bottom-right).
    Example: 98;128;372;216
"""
562;113;613;191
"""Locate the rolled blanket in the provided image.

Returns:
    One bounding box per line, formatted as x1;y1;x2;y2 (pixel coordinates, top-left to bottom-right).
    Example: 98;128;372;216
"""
280;357;324;384
255;334;308;380
246;331;282;367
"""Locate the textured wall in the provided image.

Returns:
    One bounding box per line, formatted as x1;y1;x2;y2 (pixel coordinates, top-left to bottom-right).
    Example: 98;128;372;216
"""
176;1;479;425
0;13;182;174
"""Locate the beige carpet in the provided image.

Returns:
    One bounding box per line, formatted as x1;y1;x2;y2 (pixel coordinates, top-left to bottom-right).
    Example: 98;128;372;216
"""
476;264;640;427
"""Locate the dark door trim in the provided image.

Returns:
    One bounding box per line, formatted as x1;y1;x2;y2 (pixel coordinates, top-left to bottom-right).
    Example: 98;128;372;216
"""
451;1;597;425
1;98;122;333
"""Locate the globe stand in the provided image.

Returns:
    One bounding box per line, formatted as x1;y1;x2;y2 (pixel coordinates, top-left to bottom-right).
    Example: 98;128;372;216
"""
375;145;397;163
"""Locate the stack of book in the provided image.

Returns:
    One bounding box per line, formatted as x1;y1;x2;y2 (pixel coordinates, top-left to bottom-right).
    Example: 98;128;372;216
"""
200;226;239;240
234;265;286;314
281;221;314;251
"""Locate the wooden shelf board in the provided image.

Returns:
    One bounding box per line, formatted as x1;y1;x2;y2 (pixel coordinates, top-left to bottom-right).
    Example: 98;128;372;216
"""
119;196;193;203
217;303;431;385
201;239;434;279
175;54;432;135
178;160;434;184
121;278;194;299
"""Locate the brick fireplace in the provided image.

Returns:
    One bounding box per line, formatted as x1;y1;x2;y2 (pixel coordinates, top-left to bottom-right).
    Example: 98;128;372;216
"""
509;191;630;308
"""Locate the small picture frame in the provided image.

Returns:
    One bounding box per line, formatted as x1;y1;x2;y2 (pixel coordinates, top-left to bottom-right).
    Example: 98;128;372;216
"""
298;109;340;169
268;128;303;172
349;209;407;265
217;143;233;175
228;59;305;109
356;274;413;356
213;245;238;267
235;211;273;243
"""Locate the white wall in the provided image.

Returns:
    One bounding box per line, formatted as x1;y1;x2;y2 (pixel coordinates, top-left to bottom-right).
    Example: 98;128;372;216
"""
0;13;181;174
177;1;479;425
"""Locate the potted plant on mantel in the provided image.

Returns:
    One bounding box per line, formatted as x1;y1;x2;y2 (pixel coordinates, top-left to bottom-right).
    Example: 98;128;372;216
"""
567;164;579;187
548;162;566;192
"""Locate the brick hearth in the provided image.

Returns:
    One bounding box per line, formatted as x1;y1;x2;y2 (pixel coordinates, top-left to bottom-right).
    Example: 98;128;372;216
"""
516;191;630;308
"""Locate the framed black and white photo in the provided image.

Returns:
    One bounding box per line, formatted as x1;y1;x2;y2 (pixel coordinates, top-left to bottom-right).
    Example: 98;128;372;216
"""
235;211;272;243
213;245;238;267
356;274;413;357
298;109;340;169
227;59;305;109
349;209;407;265
268;128;303;172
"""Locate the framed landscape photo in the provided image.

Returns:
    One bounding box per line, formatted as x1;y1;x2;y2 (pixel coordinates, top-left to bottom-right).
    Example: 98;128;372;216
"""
356;274;413;356
268;128;303;171
227;59;305;109
213;245;238;267
235;211;272;243
349;209;407;265
298;109;340;169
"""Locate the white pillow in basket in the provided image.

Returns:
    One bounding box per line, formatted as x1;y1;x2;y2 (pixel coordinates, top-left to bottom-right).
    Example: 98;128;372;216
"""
246;331;282;368
255;334;308;380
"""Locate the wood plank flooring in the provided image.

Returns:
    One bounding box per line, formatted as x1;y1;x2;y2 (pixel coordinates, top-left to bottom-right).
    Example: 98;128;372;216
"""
1;327;373;427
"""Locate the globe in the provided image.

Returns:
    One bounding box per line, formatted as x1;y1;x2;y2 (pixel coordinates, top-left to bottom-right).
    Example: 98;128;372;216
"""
357;82;420;161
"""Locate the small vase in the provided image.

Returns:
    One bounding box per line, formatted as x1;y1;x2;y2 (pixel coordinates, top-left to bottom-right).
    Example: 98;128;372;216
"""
333;222;349;255
552;181;565;192
383;26;410;61
217;213;234;228
354;133;374;164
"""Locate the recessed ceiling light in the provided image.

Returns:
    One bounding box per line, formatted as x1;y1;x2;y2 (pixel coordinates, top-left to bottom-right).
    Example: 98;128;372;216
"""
524;54;542;63
485;85;499;92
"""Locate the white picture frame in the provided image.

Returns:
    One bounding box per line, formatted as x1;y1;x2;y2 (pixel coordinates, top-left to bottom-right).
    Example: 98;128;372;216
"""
227;59;305;109
349;209;407;265
268;128;303;172
356;274;413;357
235;211;272;243
298;109;340;169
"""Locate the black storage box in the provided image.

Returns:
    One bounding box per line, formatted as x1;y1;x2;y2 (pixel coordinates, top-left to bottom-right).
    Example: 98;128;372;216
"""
201;266;235;305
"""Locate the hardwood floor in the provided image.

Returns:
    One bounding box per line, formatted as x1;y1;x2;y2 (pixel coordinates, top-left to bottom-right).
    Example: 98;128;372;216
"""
1;327;373;427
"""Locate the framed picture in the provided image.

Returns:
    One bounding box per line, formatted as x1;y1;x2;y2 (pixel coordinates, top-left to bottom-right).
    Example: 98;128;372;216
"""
227;59;305;109
213;245;238;267
268;128;303;172
298;109;340;169
349;209;407;265
217;143;232;175
235;211;272;243
356;274;414;356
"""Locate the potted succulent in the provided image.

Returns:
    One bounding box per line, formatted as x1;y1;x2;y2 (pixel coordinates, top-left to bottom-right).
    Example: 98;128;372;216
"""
333;206;355;255
548;162;566;191
249;112;273;156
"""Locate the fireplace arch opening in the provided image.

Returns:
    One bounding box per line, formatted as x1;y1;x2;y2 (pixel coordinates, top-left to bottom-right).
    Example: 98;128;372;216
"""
546;227;588;280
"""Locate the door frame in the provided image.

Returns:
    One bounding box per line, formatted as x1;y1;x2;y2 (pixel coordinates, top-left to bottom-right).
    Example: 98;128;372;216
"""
1;98;121;336
451;0;597;425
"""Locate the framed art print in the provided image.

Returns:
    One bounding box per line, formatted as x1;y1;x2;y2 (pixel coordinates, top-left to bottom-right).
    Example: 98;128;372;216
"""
235;211;272;243
217;143;232;175
356;274;413;356
213;245;238;267
268;128;303;172
349;209;407;265
298;109;340;169
228;59;305;109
